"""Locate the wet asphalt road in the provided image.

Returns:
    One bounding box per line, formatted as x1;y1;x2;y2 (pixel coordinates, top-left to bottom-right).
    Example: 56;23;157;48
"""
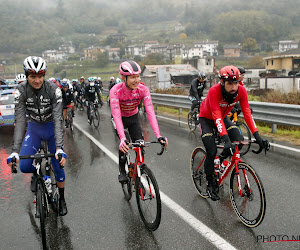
0;105;299;250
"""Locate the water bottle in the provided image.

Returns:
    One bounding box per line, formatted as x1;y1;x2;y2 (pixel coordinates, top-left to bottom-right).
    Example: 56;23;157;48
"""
214;156;220;174
44;175;52;194
220;160;229;173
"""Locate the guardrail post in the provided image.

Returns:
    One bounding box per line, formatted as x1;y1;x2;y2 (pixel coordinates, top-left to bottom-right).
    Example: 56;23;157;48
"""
154;104;157;110
272;123;277;133
179;108;182;115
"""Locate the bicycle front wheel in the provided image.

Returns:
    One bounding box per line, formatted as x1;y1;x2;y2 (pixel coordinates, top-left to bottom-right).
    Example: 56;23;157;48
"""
93;109;100;128
236;121;251;156
229;162;266;227
121;160;133;201
190;147;209;198
188;111;197;132
36;180;47;249
68;111;74;133
135;164;161;231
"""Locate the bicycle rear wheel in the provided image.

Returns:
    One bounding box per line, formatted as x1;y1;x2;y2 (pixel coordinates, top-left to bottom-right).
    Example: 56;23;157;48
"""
36;179;47;249
229;162;266;227
188;111;197;132
236;121;251;156
190;147;209;198
135;164;161;231
93;109;100;128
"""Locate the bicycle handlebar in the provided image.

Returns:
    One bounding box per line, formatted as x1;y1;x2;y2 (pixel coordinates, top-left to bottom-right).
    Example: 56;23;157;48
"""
217;139;270;155
10;153;64;174
128;140;166;156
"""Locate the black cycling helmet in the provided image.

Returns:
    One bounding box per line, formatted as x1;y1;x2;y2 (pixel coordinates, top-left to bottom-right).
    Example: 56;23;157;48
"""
237;66;246;74
198;72;206;79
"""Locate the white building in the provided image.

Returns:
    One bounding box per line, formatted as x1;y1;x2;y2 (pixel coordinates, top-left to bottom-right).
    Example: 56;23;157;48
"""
194;40;219;56
42;50;67;62
182;47;204;59
279;40;299;53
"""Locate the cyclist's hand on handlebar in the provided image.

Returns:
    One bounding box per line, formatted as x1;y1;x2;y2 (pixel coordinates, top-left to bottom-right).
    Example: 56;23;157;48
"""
119;138;129;153
221;135;235;156
55;148;67;166
252;132;270;154
158;136;168;148
7;152;19;167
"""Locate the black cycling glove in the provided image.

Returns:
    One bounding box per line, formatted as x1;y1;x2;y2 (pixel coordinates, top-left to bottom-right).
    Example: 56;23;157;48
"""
253;131;263;149
221;134;235;157
158;136;167;146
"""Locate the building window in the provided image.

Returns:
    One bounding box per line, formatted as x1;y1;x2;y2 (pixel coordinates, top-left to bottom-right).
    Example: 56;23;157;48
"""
267;60;269;66
272;60;274;65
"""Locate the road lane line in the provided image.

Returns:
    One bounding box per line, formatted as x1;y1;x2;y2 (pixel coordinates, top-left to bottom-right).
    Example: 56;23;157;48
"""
156;115;300;153
74;122;237;250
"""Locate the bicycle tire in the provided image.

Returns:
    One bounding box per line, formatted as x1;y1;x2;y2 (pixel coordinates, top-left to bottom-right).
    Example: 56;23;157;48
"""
188;111;197;132
68;110;74;133
36;179;47;249
93;109;100;128
236;121;251;156
121;162;133;201
229;162;266;227
49;167;60;215
190;147;209;198
135;164;161;231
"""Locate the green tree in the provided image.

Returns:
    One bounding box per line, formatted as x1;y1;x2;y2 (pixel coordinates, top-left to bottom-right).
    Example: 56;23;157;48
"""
144;53;165;65
96;52;109;67
247;56;264;68
243;38;257;53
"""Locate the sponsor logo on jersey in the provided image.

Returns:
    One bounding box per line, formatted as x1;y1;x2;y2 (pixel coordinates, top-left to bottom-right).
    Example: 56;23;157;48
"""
216;118;222;133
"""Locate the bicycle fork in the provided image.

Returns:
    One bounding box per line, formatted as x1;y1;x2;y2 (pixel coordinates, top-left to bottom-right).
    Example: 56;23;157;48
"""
233;161;252;198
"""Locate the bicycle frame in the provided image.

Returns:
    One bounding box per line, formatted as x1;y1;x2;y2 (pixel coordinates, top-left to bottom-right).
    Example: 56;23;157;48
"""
217;143;251;198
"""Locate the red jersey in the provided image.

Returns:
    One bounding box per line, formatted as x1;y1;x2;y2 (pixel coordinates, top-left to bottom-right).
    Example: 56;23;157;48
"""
199;83;257;137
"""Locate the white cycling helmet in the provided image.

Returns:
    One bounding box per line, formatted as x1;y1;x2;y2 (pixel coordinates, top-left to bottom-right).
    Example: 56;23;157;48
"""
23;56;47;76
110;76;115;80
98;77;101;80
15;74;27;83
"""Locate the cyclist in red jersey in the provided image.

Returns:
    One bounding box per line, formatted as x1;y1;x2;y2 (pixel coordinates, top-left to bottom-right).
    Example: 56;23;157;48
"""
198;65;269;201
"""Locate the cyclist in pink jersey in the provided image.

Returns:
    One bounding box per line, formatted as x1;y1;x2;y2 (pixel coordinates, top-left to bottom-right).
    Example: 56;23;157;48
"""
110;61;168;182
198;65;269;201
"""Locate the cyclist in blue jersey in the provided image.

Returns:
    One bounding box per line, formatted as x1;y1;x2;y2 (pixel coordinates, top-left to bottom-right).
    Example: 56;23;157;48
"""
7;56;68;216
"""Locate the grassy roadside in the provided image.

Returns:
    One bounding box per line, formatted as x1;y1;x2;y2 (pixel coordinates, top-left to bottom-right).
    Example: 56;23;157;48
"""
155;105;300;146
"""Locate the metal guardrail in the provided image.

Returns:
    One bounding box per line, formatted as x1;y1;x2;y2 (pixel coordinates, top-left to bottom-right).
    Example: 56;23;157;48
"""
103;90;300;130
150;93;300;130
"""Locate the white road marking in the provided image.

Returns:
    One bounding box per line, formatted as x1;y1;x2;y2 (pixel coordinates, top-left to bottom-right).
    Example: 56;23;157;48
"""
74;122;237;250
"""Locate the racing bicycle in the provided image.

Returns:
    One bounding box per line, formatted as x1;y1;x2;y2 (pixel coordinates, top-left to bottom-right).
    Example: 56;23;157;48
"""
190;139;269;227
11;142;63;249
121;139;166;231
88;100;100;128
65;104;74;133
188;104;200;132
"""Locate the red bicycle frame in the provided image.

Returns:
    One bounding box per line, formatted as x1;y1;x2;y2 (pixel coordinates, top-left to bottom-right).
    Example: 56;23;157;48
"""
217;143;252;197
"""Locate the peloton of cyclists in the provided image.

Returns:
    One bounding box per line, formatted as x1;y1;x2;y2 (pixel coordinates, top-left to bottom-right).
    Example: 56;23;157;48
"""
7;56;68;216
109;60;168;183
197;65;269;201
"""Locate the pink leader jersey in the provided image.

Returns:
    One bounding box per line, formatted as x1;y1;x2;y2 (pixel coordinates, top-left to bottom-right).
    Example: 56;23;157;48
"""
110;82;161;140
